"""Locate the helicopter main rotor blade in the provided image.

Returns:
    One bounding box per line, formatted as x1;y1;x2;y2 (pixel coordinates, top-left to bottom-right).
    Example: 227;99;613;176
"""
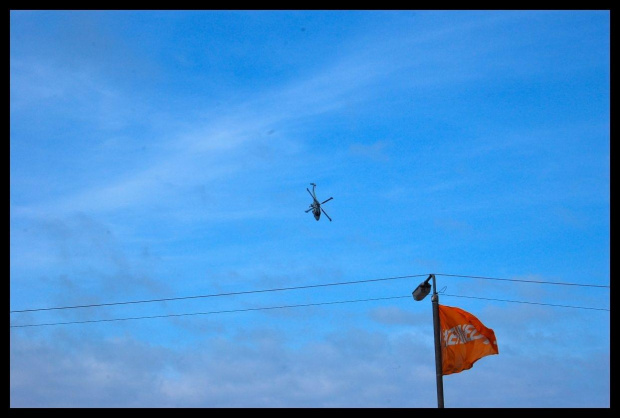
321;207;332;222
305;207;313;213
320;197;333;205
306;188;315;200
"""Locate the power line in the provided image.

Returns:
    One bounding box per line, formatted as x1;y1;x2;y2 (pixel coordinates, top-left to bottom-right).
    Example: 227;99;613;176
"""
435;273;610;288
9;295;411;328
10;273;608;314
441;294;610;311
10;293;609;329
10;274;429;313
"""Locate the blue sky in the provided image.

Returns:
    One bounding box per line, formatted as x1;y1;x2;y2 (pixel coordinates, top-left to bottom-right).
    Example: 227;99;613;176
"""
10;10;609;408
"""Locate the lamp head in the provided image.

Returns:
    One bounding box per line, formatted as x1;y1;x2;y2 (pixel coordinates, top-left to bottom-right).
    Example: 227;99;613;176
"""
412;281;432;301
412;274;434;301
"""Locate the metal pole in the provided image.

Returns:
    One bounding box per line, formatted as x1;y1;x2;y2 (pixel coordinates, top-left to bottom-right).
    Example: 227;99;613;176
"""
430;274;445;408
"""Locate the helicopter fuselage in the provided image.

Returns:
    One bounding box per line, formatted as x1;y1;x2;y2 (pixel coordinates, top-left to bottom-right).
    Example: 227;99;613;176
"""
312;203;321;220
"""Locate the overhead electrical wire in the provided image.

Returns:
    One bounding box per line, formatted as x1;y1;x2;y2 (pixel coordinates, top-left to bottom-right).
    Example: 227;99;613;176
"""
9;274;428;313
435;273;610;288
9;273;608;314
10;292;609;329
441;294;610;311
10;295;411;328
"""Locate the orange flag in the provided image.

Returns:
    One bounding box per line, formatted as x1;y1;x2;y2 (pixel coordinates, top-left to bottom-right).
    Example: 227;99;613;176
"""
438;304;498;375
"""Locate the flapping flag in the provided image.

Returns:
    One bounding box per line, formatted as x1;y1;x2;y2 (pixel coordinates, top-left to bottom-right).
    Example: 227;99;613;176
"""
438;304;498;375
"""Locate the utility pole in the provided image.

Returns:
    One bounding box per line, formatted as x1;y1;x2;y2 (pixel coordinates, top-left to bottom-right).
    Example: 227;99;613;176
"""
430;274;444;408
412;274;444;408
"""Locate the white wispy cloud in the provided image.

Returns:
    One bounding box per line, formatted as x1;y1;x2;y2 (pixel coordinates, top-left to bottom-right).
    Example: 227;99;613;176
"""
10;301;610;407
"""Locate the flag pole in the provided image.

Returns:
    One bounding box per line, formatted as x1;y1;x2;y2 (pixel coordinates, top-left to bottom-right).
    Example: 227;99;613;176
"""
430;274;445;408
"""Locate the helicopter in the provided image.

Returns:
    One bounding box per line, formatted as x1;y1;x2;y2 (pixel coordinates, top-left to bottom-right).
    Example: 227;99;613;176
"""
305;183;333;221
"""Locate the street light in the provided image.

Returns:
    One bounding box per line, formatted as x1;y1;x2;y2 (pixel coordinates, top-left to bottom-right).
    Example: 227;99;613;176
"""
412;276;432;301
412;274;444;408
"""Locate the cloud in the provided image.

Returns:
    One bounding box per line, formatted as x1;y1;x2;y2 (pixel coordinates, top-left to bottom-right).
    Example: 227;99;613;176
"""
369;305;427;326
13;12;527;227
9;325;439;407
10;34;397;222
11;306;609;408
10;212;168;314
